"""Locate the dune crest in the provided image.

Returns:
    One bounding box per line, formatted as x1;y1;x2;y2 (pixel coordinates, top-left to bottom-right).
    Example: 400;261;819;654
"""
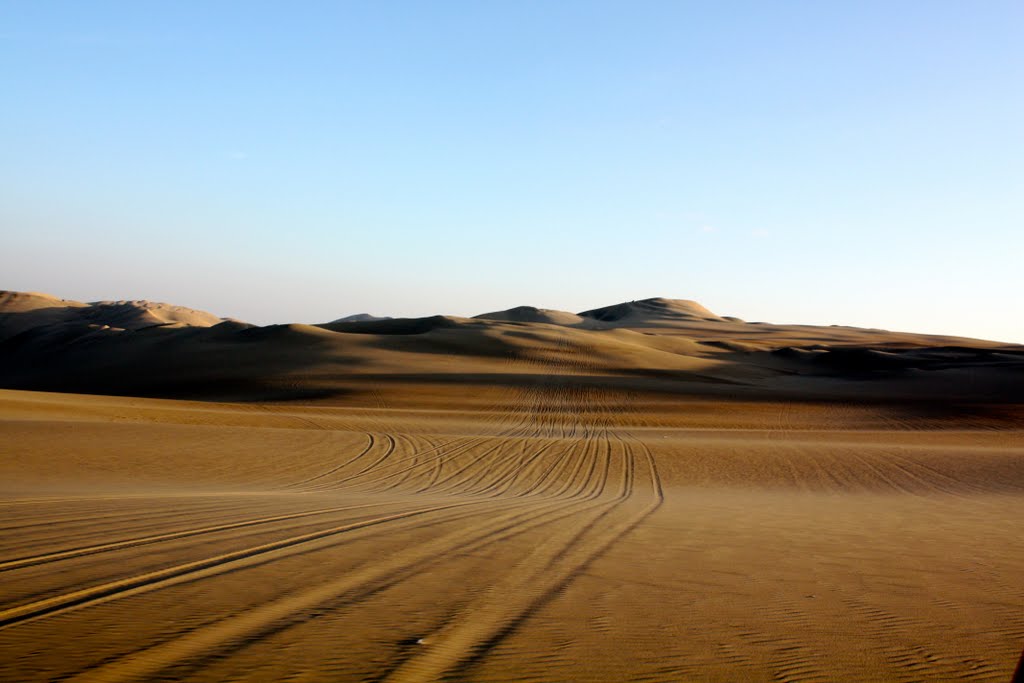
579;297;724;323
0;289;1021;401
0;291;231;345
474;305;588;326
0;290;88;313
85;299;226;329
330;313;393;323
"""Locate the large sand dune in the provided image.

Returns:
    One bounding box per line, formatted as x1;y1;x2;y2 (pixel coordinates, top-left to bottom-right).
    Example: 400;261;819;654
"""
1;291;1022;681
1;291;1021;403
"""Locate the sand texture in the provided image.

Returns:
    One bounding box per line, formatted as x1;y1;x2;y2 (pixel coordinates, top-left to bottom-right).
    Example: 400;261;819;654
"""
1;292;1023;681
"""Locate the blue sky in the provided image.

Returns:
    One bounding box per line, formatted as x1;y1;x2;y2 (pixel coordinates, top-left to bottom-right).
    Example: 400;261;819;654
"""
2;2;1022;341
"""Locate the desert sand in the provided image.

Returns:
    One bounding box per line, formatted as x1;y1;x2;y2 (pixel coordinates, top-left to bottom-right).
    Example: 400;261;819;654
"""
1;292;1022;681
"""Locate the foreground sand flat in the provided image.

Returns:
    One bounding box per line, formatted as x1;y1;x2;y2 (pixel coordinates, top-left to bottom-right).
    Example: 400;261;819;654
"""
1;388;1022;681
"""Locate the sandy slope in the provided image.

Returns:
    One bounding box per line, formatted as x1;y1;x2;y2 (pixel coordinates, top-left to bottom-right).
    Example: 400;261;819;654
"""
1;386;1022;682
474;305;591;326
0;291;226;345
1;291;1023;680
2;292;1022;405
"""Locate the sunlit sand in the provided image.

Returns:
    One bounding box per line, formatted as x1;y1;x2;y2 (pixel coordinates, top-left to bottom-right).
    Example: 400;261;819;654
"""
1;292;1022;681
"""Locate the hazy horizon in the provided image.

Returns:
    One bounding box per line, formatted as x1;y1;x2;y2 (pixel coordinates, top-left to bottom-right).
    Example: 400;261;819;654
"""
3;2;1022;343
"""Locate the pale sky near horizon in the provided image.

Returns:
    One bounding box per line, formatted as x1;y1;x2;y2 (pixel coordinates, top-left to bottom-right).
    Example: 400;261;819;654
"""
2;2;1022;342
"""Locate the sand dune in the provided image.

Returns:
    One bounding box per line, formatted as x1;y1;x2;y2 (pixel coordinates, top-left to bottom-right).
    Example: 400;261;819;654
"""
474;305;590;327
1;291;1022;681
579;296;725;324
331;313;393;323
1;290;1021;403
0;291;226;343
0;291;89;313
84;299;226;329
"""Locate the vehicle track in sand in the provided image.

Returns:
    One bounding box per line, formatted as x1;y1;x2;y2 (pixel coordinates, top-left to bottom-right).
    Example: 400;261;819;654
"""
283;431;378;489
383;433;664;683
0;498;308;551
0;500;410;573
0;500;492;632
0;341;671;682
59;474;608;681
373;348;665;682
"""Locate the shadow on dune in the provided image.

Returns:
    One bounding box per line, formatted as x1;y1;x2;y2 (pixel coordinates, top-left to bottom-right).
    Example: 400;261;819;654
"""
1;291;1023;411
0;321;366;401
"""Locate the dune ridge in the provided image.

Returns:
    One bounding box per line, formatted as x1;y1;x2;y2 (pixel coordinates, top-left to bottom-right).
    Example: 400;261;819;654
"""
0;291;226;342
0;290;1021;404
473;305;589;327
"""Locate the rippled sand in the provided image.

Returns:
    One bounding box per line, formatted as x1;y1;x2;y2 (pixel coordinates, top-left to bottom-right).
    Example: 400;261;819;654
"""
2;387;1022;681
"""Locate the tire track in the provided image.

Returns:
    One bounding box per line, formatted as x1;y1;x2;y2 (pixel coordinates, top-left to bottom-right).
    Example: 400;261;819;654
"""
54;380;617;681
284;432;376;489
0;499;300;554
1;340;677;682
0;500;486;632
335;436;489;491
302;433;399;491
0;501;402;573
61;494;603;683
482;439;562;497
381;431;662;683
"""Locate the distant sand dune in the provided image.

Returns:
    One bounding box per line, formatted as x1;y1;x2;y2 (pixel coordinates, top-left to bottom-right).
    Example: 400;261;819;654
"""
330;313;393;323
0;291;226;343
474;305;590;327
1;290;1020;402
579;296;724;323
